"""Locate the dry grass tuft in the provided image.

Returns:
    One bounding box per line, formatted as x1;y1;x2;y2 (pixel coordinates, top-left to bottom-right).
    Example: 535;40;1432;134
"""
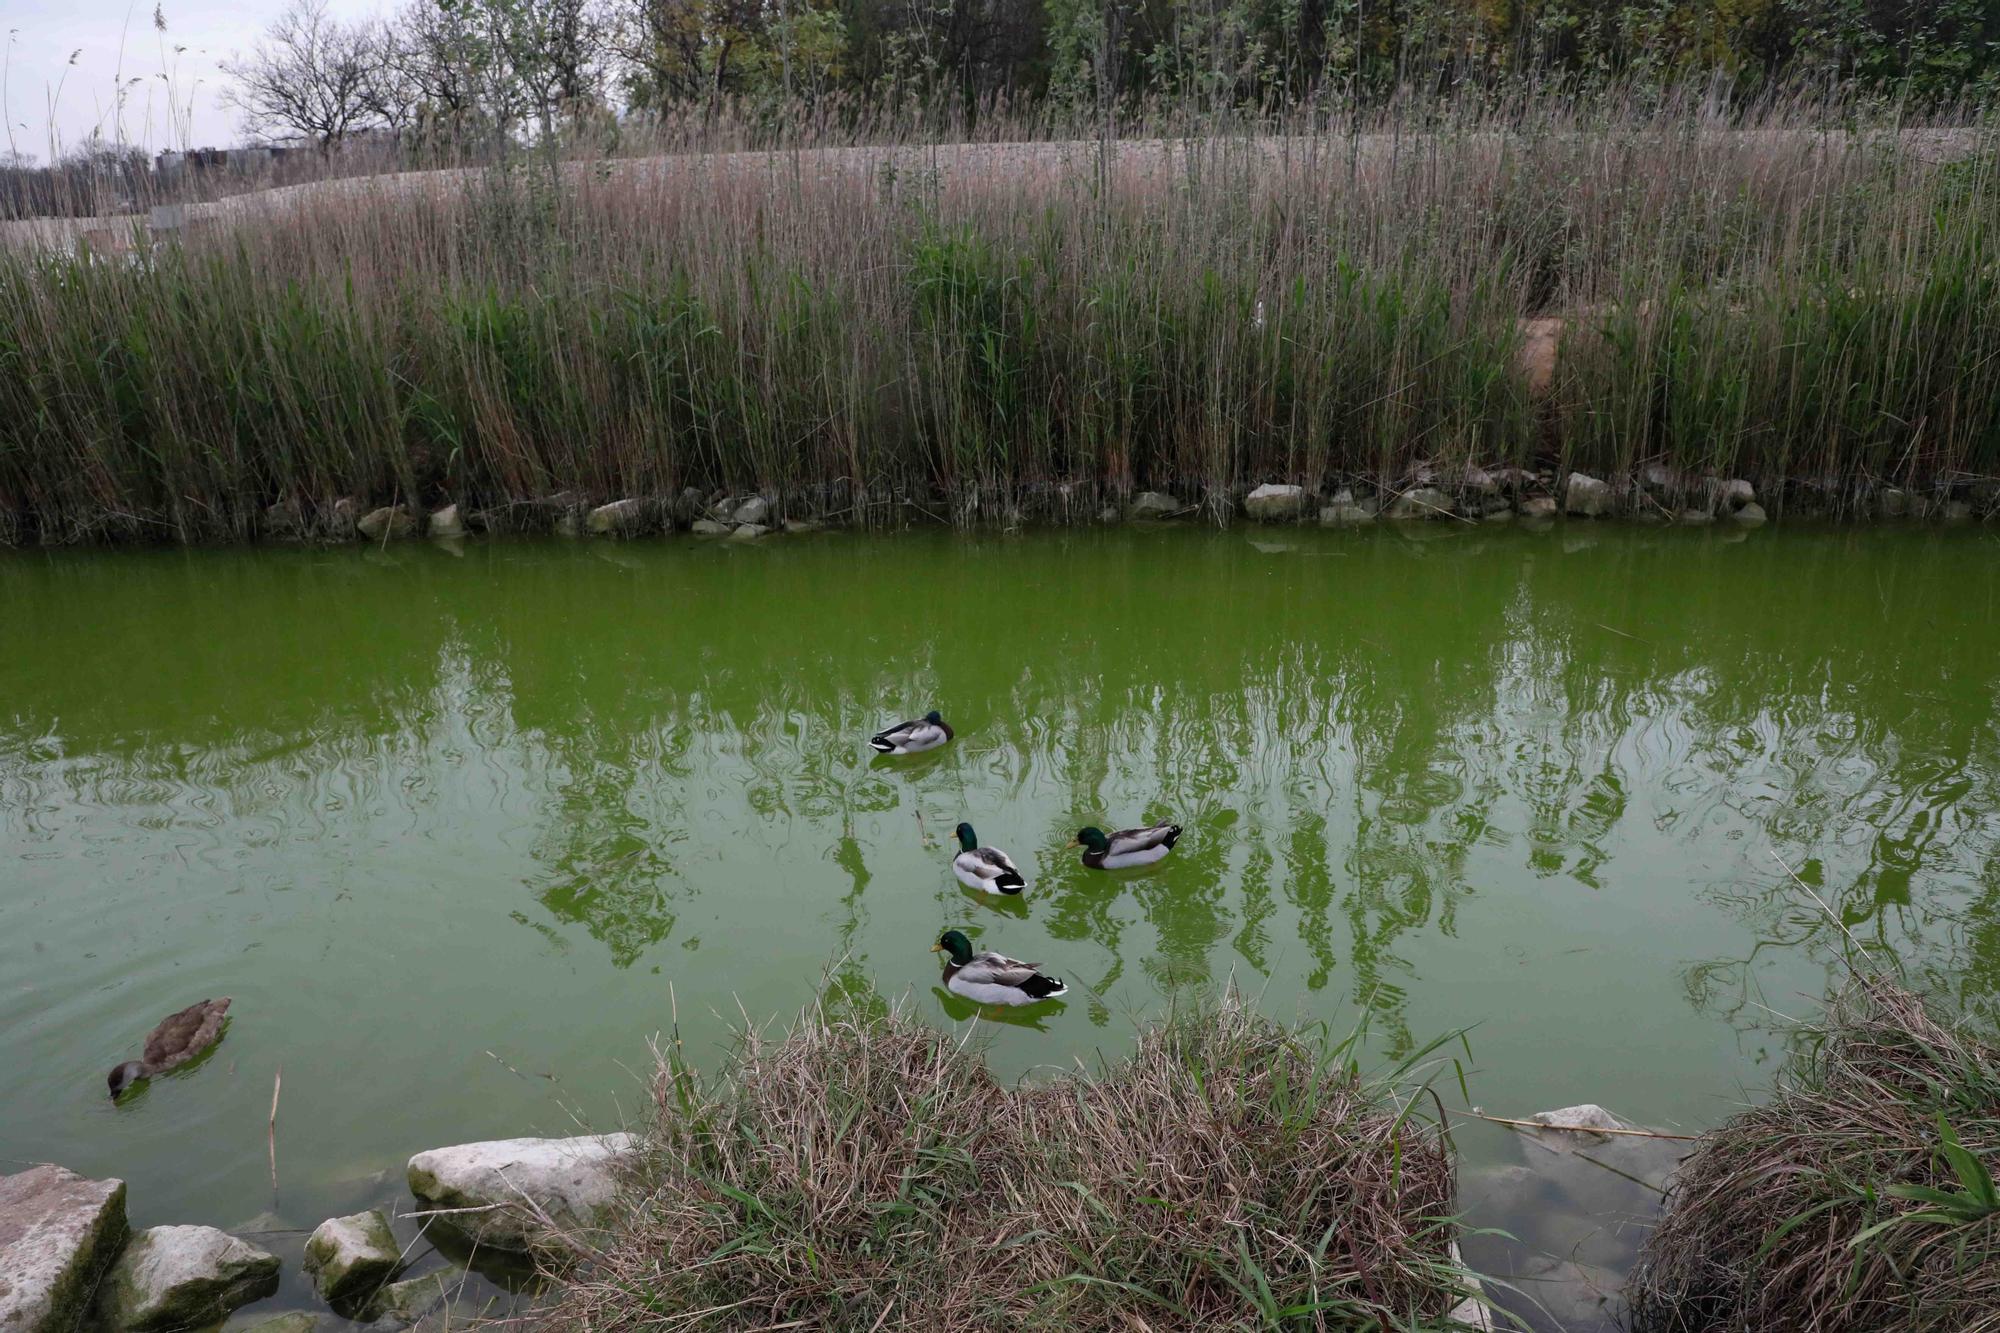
541;990;1468;1331
1629;977;2000;1333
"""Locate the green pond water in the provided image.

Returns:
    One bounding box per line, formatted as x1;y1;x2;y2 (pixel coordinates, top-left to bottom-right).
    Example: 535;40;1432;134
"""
4;524;1999;1319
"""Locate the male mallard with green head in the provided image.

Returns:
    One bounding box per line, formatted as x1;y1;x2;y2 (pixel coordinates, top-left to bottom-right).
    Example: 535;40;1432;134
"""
1072;822;1182;870
951;822;1025;894
932;930;1066;1005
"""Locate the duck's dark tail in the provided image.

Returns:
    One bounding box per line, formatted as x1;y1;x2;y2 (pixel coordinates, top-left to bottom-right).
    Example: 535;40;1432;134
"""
867;734;895;753
1161;824;1184;848
996;869;1026;893
1022;974;1068;1000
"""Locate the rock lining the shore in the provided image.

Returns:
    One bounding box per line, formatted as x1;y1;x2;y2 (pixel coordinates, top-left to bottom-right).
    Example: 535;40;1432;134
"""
1243;483;1307;521
302;1212;400;1311
101;1226;280;1332
0;1164;129;1333
406;1134;639;1252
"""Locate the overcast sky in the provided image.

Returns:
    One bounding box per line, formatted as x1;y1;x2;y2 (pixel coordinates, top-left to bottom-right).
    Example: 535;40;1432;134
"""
5;0;383;161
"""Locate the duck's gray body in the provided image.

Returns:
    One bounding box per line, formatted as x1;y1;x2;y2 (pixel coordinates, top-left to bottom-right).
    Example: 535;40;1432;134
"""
870;712;953;754
944;953;1068;1005
953;845;1025;894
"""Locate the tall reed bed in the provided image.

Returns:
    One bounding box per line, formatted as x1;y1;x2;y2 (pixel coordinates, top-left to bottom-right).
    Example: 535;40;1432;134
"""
1;90;1996;544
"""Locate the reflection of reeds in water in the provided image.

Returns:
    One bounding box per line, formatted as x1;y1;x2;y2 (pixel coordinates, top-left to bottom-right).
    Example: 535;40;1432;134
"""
3;533;1998;1043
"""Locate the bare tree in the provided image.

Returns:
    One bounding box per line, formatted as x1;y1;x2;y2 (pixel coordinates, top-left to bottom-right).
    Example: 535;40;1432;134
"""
222;0;386;148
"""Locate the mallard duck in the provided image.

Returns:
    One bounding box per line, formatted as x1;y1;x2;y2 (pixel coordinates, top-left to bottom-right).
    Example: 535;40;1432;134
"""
952;822;1025;895
1073;822;1182;870
932;930;1066;1005
108;997;232;1098
869;710;953;755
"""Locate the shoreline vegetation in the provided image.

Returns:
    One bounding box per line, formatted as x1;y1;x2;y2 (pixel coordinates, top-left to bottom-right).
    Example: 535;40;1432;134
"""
2;90;1998;548
537;988;1481;1332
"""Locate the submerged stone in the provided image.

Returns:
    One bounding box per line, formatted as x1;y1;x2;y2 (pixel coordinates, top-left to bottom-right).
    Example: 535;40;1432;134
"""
0;1164;130;1333
1731;502;1769;527
1129;491;1181;519
361;1272;455;1328
689;519;731;536
1676;508;1714;526
1318;503;1374;527
406;1134;638;1253
729;524;771;541
1519;496;1558;520
102;1226;280;1332
302;1211;400;1310
1243;483;1307;522
1942;500;1973;523
233;1314;319;1333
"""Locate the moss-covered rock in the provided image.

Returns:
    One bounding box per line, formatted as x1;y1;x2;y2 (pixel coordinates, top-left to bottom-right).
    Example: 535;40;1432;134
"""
0;1164;130;1333
101;1226;279;1332
301;1211;400;1312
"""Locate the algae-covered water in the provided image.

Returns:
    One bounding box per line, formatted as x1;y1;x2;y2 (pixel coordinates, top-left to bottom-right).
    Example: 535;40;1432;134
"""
4;525;1999;1318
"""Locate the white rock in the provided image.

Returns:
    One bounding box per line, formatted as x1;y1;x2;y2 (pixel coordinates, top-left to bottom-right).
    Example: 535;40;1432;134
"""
730;496;771;526
729;524;771;541
362;1271;455;1329
1129;491;1181;519
1639;462;1680;493
586;499;649;536
1713;478;1755;511
102;1226;280;1332
406;1135;638;1252
0;1164;129;1333
303;1211;400;1309
1318;504;1374;527
1564;473;1613;518
781;518;823;534
1732;502;1768;527
1243;483;1307;522
1386;486;1452;521
689;519;731;536
426;506;465;540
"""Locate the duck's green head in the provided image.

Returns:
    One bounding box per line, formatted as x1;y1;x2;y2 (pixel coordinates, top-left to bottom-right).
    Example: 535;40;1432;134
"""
932;930;974;965
924;710;945;725
954;821;978;851
1074;826;1111;853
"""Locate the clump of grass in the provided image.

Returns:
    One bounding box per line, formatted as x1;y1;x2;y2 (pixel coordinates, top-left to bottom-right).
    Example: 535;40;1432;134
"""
542;989;1470;1331
1628;977;2000;1333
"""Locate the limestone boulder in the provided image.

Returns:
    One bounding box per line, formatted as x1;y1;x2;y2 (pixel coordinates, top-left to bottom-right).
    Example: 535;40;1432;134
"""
1564;473;1613;518
1731;502;1769;527
1385;486;1452;521
1243;483;1307;522
426;506;465;540
302;1212;400;1311
361;1272;454;1329
0;1164;129;1333
1461;466;1499;497
1129;491;1181;519
586;499;650;536
1318;503;1374;527
1519;495;1558;520
101;1226;279;1332
406;1135;639;1252
730;496;772;526
729;524;771;541
356;507;415;542
1712;478;1755;512
689;519;731;536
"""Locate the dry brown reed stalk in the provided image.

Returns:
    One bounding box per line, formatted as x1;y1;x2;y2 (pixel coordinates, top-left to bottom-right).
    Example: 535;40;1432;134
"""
1628;977;2000;1333
537;990;1469;1332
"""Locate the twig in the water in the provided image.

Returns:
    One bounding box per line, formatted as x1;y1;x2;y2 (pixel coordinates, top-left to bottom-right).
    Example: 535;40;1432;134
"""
486;1049;559;1082
1471;1111;1697;1141
268;1067;283;1196
1593;622;1652;645
914;810;935;848
1769;849;1869;969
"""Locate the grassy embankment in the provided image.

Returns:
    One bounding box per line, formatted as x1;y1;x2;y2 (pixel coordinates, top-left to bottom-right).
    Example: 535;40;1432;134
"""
1631;977;1999;1333
1;89;1997;545
534;989;1475;1332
